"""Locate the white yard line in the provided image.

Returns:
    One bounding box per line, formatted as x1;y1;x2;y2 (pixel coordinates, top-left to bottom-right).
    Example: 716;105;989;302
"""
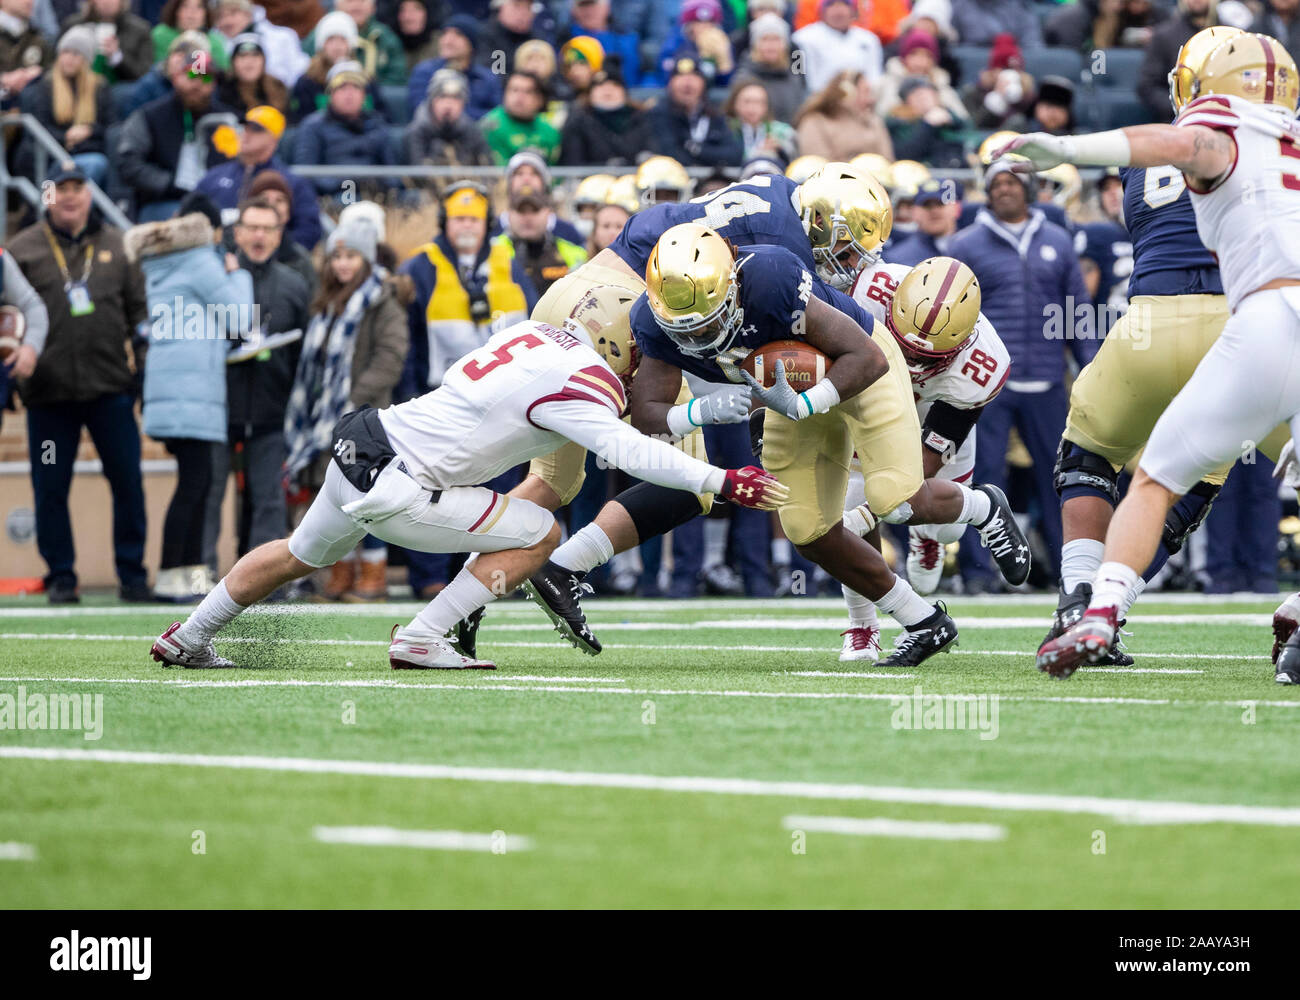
780;670;915;679
3;746;1299;827
0;842;37;861
783;814;1007;841
312;826;531;853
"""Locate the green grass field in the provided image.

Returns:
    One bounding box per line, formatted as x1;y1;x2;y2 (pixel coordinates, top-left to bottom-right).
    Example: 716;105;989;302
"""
1;592;1298;908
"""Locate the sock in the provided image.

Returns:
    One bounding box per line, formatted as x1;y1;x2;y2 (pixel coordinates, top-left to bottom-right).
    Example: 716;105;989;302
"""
771;538;791;564
842;585;880;629
703;518;728;569
1061;538;1105;594
552;523;615;575
1091;561;1139;613
1120;576;1146;620
958;485;993;525
409;567;497;638
875;575;934;628
359;545;386;563
176;579;245;648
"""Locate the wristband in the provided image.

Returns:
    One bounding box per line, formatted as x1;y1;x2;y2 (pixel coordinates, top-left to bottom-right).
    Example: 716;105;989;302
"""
1062;129;1132;167
796;379;841;418
666;401;695;439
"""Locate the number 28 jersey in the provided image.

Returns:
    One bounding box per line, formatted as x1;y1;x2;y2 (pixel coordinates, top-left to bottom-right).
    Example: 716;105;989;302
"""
851;262;1010;414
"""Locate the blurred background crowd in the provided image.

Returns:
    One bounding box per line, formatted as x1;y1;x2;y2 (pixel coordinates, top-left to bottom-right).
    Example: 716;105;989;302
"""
1;0;1297;605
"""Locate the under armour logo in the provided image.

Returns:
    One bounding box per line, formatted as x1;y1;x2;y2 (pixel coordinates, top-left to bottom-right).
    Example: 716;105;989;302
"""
935;628;949;641
735;485;754;498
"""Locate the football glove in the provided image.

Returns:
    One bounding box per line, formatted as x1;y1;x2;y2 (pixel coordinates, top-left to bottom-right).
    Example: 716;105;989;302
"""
721;465;789;510
741;360;807;420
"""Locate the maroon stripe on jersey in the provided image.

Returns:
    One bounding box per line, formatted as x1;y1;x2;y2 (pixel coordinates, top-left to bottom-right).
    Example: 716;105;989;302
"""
575;364;627;409
469;492;499;533
525;388;610;428
953;468;974;484
919;260;961;334
1262;36;1277;104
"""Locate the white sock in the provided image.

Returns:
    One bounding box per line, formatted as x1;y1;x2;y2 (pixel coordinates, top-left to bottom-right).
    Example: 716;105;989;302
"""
177;579;245;648
552;523;615;574
359;545;386;563
409;567;497;637
1120;576;1146;620
703;518;728;569
1061;538;1105;594
771;537;791;564
958;485;993;525
875;575;934;627
1091;561;1139;612
842;585;879;629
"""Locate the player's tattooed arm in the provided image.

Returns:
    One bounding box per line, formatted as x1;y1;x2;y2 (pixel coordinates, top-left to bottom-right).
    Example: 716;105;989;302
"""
802;296;889;399
629;353;688;436
1124;123;1235;186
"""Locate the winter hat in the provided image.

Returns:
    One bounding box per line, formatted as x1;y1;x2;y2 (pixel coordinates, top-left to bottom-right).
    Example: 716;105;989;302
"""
426;67;469;100
749;12;789;44
898;28;940;62
679;0;721;24
247;170;292;202
178;191;223;230
339;200;387;245
56;25;96;64
441;14;480;52
327;220;378;265
315;10;360;50
987;33;1024;72
507;148;552;188
326;59;369;91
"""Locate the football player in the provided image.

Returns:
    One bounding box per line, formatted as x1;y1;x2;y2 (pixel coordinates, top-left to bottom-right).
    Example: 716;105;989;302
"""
1003;32;1300;679
150;317;787;671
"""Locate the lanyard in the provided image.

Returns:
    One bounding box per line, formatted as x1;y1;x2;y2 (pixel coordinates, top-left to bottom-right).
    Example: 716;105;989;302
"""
42;223;93;289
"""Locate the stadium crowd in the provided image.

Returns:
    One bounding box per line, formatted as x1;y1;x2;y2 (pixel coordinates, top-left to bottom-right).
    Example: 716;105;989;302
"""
0;0;1295;604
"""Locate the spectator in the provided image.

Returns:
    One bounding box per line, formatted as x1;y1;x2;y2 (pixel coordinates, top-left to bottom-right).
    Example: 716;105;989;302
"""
885;78;966;165
895;0;963;85
244;170;315;286
733;12;806;126
885;177;962;265
946;161;1092;588
481;69;561;165
290;11;386;123
499;183;586;297
118;33;236;222
151;0;229;71
0;0;51;109
257;0;325;41
478;0;555;71
395;0;440;72
647;54;743;167
949;0;1043;47
18;25;115;187
0;245;48;394
404;66;493;168
407;15;501;122
293;61;395;197
60;0;153;83
560;0;640;86
961;32;1036;130
657;0;734;86
794;68;893;162
303;0;406;87
875;28;966;122
792;0;910;47
515;37;563;118
1028;75;1075;135
1252;0;1300;59
559;63;651;166
556;35;600;105
217;34;289;115
284;219;409;601
726;78;797;163
210;0;308;88
130;194;253;601
1045;0;1160;52
501;149;585;246
1137;0;1217;119
588;200;629;254
791;0;882;94
195;104;321;250
7;161;150;604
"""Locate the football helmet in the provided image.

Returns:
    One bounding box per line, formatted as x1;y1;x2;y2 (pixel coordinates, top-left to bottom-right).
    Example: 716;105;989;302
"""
1038;162;1082;211
889;159;933;196
887;256;981;375
645;223;743;357
1168;25;1246;113
849;152;895;190
573;173;615;213
798;162;893;290
635;155;693;206
604;174;641;214
564;284;640;393
785;154;828;184
1192;32;1300;114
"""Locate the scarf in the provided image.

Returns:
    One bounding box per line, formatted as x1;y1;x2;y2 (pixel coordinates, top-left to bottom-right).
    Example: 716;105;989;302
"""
283;269;385;481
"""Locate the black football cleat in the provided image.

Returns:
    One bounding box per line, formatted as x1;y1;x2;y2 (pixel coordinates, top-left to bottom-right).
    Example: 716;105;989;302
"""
452;606;485;659
974;484;1031;586
1276;630;1300;685
878;603;958;667
522;560;602;655
1037;606;1119;679
1041;582;1134;667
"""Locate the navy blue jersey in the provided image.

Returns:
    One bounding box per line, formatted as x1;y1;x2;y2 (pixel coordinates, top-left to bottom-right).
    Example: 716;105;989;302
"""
630;243;874;384
610;175;813;278
1080;220;1133;310
1121;165;1223;297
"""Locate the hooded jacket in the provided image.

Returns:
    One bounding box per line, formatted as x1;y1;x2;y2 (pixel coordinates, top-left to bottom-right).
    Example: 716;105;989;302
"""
403;100;493;168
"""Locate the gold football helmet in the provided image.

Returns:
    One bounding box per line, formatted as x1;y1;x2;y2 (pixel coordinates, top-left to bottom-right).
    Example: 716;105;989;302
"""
645;223;743;357
785;154;828;184
573;173;615;213
887;257;982;374
1168;25;1246;113
978;131;1023;167
635;155;693;206
797;162;893;290
889;159;932;196
1038;163;1082;211
1192;32;1300;114
564;284;641;392
849;152;895;190
604;174;641;214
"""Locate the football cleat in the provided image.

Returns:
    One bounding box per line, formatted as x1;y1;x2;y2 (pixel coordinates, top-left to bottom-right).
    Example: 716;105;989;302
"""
1276;630;1300;684
1041;582;1134;667
522;560;602;655
389;625;495;670
906;533;944;595
974;484;1031;586
452;606;485;659
1036;606;1119;679
1270;591;1300;664
839;626;881;662
702;563;744;596
878;603;958;667
150;621;238;669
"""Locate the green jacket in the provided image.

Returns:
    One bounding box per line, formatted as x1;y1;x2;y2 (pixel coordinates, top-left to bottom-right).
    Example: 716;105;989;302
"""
302;17;406;87
480;107;561;166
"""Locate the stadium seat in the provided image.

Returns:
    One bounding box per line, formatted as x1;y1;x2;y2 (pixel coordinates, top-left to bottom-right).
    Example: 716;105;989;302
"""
950;45;991;88
1023;46;1084;85
379;85;409;125
1090;47;1145;89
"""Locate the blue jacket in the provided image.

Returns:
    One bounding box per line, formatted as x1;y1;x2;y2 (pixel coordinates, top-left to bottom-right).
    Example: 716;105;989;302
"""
408;59;502;122
293;107;396;195
133;215;255;443
885;231;957;268
195;155;322;250
946;207;1094;385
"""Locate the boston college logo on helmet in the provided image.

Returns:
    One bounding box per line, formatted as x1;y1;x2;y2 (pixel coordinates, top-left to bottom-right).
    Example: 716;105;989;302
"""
887;257;982;372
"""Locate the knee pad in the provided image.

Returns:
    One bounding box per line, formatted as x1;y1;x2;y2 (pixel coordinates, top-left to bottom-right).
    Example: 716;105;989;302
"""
1055;439;1120;505
781;504;832;547
616;481;703;540
1161;479;1220;554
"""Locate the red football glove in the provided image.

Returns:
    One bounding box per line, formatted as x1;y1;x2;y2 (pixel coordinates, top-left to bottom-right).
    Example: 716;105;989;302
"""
721;465;789;510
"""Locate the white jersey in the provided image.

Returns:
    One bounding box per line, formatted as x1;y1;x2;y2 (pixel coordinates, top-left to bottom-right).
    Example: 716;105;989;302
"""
378;320;724;496
1175;93;1300;311
850;262;1010;420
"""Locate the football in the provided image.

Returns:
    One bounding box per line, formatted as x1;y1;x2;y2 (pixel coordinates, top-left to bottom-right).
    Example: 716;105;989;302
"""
0;304;26;364
740;339;828;390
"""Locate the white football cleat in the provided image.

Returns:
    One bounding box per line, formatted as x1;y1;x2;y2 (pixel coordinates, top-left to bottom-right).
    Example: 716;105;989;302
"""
839;626;881;662
389;625;496;670
1271;591;1300;663
907;532;945;595
150;621;238;669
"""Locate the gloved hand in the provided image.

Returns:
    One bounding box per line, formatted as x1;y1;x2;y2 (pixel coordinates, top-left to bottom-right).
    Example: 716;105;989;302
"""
693;385;751;425
991;132;1070;171
740;360;808;421
721;465;789;510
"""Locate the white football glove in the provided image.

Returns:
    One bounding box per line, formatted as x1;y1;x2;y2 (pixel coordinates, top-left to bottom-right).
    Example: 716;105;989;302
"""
740;360;806;421
694;385;751;424
993;132;1070;171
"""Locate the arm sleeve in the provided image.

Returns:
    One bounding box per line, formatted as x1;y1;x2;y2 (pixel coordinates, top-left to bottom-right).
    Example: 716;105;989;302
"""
3;252;48;355
532;397;726;496
922;400;982;456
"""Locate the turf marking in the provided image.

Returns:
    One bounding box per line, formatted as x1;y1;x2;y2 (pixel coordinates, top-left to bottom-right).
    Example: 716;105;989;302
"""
5;746;1300;826
0;842;37;861
312;826;532;852
783;815;1007;841
780;670;915;679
